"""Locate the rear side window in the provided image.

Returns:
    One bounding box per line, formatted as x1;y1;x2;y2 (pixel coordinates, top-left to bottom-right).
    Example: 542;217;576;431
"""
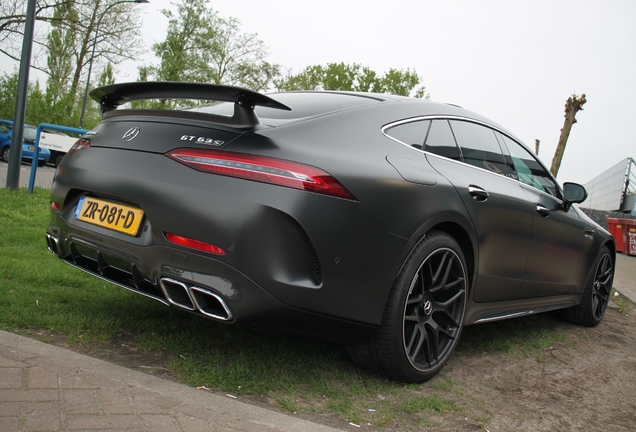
425;120;461;161
385;120;430;148
449;120;509;176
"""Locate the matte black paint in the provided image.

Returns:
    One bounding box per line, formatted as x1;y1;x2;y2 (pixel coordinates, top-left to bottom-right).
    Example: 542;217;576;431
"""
48;88;615;343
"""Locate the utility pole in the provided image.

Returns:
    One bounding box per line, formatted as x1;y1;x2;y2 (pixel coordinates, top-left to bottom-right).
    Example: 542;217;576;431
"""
5;0;37;189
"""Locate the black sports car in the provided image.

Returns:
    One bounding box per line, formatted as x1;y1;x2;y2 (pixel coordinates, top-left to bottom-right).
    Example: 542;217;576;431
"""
46;82;615;382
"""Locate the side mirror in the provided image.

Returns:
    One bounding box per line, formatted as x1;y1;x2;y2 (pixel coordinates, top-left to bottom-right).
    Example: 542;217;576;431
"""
562;182;587;208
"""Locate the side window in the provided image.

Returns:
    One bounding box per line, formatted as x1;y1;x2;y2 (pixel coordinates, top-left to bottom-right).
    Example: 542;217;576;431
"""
385;120;430;148
500;135;558;197
494;132;519;180
449;120;509;176
424;120;461;160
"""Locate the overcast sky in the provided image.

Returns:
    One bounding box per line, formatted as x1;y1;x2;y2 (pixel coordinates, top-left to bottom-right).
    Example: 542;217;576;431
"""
4;0;635;185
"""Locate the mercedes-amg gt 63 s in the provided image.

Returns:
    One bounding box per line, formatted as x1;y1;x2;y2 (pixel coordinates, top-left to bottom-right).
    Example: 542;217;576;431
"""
46;82;615;382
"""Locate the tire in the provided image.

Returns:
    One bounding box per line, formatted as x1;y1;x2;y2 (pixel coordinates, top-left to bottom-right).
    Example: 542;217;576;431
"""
561;246;614;327
347;230;468;382
1;147;9;162
37;159;45;167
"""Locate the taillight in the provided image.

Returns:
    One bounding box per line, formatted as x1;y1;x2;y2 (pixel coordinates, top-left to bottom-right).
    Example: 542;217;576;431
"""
165;232;226;255
68;138;91;155
166;149;357;201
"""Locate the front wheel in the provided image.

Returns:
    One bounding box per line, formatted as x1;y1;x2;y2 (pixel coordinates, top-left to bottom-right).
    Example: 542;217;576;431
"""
1;147;9;162
347;231;468;382
561;246;613;327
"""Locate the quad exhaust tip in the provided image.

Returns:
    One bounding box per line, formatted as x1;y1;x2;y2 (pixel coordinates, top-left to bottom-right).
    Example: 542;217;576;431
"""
46;233;60;257
159;277;233;321
44;238;233;322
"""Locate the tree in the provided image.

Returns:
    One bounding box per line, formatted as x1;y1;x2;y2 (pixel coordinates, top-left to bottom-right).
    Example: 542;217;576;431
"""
1;0;144;94
274;63;429;98
149;0;217;85
0;71;62;126
550;94;587;178
45;2;78;105
208;15;279;91
141;0;279;104
0;72;20;121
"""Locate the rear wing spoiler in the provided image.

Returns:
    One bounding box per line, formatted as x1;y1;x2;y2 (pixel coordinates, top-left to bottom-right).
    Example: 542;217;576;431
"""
89;81;291;128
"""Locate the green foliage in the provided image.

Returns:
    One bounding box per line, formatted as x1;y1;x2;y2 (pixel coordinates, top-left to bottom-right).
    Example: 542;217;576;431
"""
275;62;429;98
0;71;87;128
140;0;280;106
0;71;19;121
46;2;79;105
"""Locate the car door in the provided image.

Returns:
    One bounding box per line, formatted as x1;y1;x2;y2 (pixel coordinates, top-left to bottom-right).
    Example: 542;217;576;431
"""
423;119;534;302
499;134;591;296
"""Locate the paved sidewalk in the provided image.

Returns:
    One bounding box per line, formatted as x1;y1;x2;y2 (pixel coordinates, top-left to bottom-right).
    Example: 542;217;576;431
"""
0;331;342;432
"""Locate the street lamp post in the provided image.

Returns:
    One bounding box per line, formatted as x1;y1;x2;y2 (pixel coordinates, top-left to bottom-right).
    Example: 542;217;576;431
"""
78;0;148;129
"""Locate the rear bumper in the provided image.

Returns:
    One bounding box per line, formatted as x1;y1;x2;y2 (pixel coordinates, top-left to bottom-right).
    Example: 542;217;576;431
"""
44;226;377;342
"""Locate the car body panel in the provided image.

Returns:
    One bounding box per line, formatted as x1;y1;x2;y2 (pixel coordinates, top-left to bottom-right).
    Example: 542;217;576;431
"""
46;86;615;344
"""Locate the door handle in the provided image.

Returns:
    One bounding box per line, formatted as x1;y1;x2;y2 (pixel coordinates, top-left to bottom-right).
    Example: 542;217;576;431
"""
468;185;489;201
536;205;550;217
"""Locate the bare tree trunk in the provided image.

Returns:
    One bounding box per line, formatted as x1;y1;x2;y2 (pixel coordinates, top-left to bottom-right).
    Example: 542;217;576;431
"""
550;94;587;178
535;139;540;155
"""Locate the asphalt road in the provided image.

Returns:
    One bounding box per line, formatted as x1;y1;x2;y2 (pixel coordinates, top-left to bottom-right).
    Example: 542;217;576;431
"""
0;160;56;189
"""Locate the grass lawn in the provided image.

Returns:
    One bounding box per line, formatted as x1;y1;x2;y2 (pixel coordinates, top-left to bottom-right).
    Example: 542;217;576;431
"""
0;187;587;429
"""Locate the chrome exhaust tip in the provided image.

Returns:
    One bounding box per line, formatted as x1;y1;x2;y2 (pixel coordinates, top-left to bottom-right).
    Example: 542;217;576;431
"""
159;278;195;310
190;286;233;321
46;233;60;256
158;277;233;321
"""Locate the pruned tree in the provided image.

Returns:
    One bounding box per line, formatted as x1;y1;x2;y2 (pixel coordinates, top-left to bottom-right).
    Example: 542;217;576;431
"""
535;139;540;155
550;94;587;178
274;62;429;98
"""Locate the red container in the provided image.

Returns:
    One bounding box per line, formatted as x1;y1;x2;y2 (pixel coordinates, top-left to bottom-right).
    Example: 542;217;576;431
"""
624;219;636;256
606;218;624;253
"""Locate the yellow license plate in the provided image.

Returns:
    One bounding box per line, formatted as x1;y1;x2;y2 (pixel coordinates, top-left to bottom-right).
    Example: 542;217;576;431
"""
74;196;144;236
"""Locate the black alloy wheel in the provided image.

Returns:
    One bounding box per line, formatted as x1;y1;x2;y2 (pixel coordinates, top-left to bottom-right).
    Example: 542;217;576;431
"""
346;231;468;382
591;252;613;320
403;246;466;372
561;246;613;327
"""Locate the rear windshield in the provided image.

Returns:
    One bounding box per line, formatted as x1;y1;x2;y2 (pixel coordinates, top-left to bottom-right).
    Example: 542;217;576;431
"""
189;92;380;121
23;127;37;141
